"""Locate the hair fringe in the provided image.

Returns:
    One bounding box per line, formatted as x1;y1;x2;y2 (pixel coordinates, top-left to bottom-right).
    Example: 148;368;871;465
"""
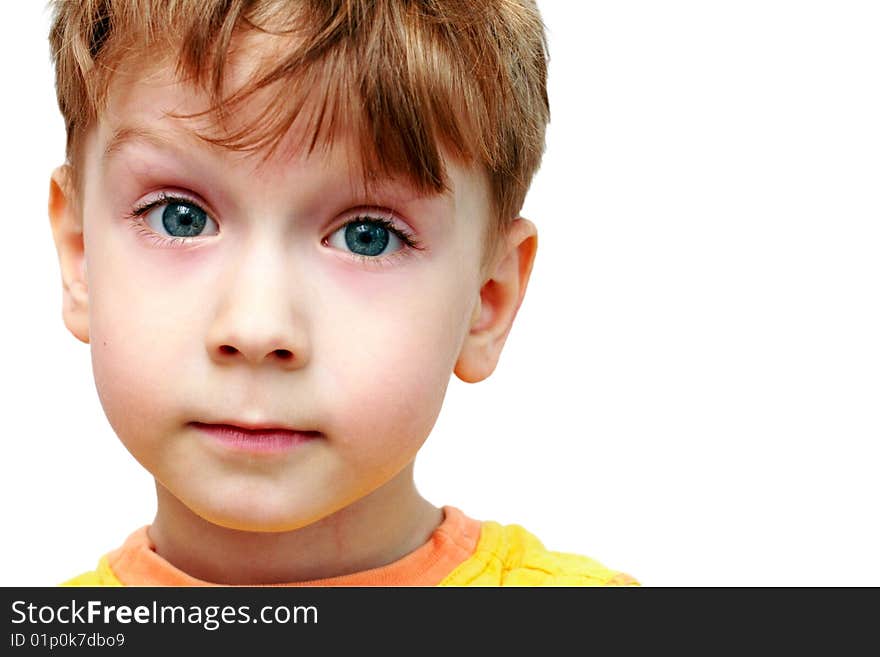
48;0;549;266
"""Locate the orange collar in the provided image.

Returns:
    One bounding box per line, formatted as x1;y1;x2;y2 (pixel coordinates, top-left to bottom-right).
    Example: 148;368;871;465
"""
106;506;481;586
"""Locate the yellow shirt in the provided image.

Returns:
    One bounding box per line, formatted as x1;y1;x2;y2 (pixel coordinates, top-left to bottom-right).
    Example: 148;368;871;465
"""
62;506;637;587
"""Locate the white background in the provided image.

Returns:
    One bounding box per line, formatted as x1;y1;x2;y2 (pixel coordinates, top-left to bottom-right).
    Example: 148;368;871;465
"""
2;2;878;586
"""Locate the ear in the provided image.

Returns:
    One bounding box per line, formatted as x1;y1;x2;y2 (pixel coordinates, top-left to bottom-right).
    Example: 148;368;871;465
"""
48;165;90;344
454;217;538;383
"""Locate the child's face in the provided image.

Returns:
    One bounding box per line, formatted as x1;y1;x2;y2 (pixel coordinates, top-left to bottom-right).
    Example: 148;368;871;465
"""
64;52;493;531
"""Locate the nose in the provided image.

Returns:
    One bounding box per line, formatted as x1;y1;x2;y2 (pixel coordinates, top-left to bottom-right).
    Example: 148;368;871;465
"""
205;243;309;371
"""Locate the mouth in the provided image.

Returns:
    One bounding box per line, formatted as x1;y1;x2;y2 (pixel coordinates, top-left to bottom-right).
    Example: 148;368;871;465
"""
190;422;322;454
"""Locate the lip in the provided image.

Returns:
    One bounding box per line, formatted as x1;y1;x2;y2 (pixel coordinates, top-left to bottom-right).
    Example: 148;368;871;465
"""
191;422;321;454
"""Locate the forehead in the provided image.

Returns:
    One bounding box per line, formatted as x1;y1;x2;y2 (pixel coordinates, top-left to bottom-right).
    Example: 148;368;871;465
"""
95;59;410;204
98;38;332;168
91;27;486;204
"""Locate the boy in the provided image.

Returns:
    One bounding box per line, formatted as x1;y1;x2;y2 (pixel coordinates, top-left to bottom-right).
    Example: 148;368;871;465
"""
47;0;635;586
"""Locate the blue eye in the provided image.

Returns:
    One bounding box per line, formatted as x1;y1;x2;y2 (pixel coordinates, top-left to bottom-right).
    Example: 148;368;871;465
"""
160;202;208;237
133;194;219;240
327;216;410;258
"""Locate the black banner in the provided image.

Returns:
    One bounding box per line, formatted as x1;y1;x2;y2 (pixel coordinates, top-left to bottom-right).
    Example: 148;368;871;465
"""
0;586;872;652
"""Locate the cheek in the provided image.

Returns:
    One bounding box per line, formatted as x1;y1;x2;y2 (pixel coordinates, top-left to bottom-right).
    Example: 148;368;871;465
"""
316;266;473;461
85;230;206;458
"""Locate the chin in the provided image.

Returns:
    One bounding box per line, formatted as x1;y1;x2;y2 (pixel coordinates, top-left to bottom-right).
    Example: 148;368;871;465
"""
192;495;325;533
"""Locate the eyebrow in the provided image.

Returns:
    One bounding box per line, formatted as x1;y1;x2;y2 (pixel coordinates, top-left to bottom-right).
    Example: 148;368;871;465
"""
101;124;450;206
101;125;210;170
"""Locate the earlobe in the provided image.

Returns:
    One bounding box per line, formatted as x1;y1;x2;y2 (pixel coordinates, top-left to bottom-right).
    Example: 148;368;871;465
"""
48;165;90;344
454;217;538;383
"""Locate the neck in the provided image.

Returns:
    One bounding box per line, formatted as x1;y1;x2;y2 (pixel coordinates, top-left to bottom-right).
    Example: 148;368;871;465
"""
147;464;442;584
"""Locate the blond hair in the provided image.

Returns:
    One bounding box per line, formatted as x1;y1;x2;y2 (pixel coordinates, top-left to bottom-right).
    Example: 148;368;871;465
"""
48;0;549;267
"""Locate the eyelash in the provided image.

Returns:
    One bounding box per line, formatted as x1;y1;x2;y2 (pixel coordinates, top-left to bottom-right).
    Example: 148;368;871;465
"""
125;192;425;265
125;193;209;249
328;214;424;269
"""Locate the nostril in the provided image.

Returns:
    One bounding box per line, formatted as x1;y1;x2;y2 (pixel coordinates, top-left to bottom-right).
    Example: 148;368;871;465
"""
216;345;293;361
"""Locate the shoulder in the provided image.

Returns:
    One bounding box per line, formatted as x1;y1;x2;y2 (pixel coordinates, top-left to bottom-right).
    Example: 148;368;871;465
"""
59;556;123;587
439;520;638;587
